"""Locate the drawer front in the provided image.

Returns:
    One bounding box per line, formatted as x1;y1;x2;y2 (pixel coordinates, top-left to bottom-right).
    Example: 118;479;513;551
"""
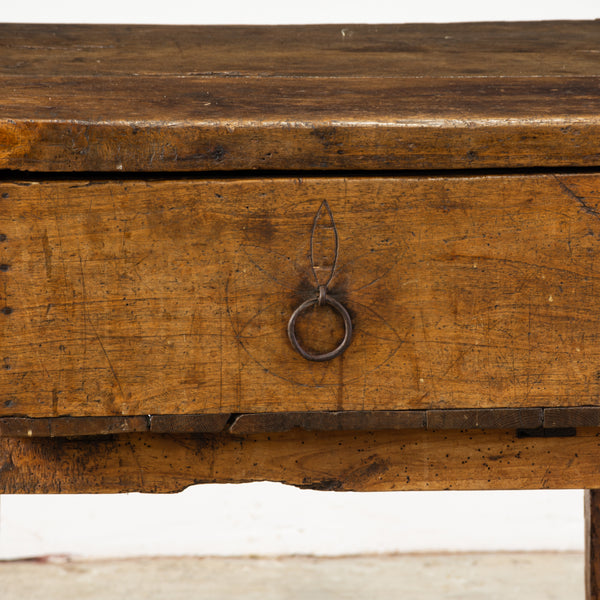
0;174;598;417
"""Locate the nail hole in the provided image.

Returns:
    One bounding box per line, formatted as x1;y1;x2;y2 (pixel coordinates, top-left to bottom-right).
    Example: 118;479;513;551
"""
0;234;6;242
2;307;13;315
0;264;9;272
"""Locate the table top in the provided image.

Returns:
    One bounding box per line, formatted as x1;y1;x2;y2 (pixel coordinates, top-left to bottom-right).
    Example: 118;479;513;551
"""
1;21;600;172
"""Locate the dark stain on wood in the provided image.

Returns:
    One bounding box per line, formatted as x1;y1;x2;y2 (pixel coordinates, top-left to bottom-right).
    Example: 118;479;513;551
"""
516;427;577;438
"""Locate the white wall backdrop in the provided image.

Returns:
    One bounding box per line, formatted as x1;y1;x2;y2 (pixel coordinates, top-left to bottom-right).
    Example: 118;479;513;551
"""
1;1;599;24
0;0;597;558
0;487;585;558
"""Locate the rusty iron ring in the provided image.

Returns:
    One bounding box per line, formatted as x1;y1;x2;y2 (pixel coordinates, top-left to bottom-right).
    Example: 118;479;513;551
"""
287;292;353;362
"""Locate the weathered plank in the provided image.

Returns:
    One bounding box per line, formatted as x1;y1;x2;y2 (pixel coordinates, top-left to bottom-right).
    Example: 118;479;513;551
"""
149;414;230;433
229;411;425;434
49;416;148;437
0;416;149;437
3;22;600;79
427;409;542;430
587;490;600;600
231;409;545;433
0;418;51;437
3;428;600;493
544;408;600;429
2;23;600;171
0;409;586;436
0;415;230;437
2;174;600;417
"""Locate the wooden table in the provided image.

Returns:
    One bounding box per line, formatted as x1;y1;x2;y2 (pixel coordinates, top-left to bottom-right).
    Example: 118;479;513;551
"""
1;21;600;597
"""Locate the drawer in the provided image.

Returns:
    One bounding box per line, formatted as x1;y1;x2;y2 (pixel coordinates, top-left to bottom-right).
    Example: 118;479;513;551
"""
1;172;599;419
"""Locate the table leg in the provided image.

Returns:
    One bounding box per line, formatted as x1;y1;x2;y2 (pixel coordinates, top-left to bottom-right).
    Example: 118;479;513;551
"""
586;490;600;599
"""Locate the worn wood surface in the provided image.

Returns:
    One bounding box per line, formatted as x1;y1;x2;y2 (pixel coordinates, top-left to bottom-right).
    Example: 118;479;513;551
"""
426;408;542;431
5;22;600;79
587;490;600;600
2;427;600;493
2;173;600;417
545;408;600;429
229;409;544;434
0;414;230;437
2;22;600;171
229;411;426;434
148;414;230;434
0;407;586;436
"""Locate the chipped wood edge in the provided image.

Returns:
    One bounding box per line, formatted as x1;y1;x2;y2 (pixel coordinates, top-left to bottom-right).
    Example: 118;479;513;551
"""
0;414;231;437
4;428;600;494
228;411;426;434
3;407;600;437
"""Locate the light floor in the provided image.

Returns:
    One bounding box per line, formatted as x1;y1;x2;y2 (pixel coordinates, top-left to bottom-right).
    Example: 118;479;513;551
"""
0;553;584;599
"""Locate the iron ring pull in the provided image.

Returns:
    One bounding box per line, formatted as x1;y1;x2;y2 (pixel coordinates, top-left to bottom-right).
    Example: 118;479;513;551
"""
287;285;353;362
288;200;353;361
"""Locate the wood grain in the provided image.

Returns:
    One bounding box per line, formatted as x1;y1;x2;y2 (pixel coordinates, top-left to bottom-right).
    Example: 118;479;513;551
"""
3;174;600;417
2;22;600;171
0;415;230;437
3;427;600;493
3;22;600;78
0;408;580;436
230;409;543;433
545;408;600;429
587;490;600;600
229;411;426;434
427;408;542;430
148;414;230;433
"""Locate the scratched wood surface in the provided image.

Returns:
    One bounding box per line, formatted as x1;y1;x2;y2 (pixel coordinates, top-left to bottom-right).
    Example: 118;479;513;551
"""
2;407;594;436
1;173;600;417
5;22;600;78
2;428;600;493
2;22;600;171
0;414;230;437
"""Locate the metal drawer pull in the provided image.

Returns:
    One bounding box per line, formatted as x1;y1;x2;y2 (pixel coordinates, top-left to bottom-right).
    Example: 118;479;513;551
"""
287;201;353;361
288;288;353;361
